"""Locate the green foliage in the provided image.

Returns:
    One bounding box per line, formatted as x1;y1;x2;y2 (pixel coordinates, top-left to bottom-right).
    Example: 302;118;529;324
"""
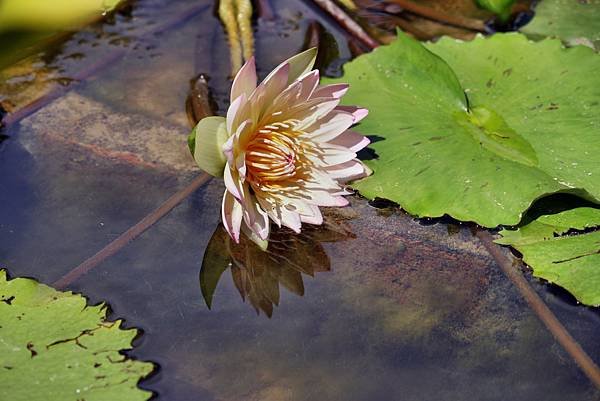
0;0;121;31
497;207;600;245
0;270;153;401
497;208;600;306
326;32;600;227
0;0;122;69
522;0;600;50
475;0;516;21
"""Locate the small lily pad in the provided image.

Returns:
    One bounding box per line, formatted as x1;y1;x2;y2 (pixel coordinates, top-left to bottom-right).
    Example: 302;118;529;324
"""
0;270;153;401
522;0;600;50
326;32;600;227
497;208;600;306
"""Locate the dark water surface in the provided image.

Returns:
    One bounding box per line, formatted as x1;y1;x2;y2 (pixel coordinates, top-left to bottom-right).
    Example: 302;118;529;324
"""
1;1;600;400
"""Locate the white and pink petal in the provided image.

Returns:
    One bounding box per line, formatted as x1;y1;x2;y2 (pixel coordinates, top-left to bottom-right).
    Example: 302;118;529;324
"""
327;130;370;152
222;190;243;242
335;105;369;124
230;57;257;103
312;83;348;99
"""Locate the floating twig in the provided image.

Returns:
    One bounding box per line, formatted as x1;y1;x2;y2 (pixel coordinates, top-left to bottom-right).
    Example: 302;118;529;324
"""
475;229;600;389
385;0;486;32
310;0;379;50
380;14;433;41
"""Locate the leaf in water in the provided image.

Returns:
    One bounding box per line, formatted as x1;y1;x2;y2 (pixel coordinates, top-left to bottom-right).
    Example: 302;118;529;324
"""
0;269;153;401
497;208;600;306
497;206;600;246
326;32;600;227
521;0;600;50
199;227;232;309
200;213;355;317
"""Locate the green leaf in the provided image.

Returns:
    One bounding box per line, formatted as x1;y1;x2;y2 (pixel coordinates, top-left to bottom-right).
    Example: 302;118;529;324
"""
522;0;600;50
0;0;122;69
496;207;600;245
475;0;516;21
0;31;56;69
497;208;600;306
0;270;153;401
191;116;228;178
0;0;122;31
326;32;600;227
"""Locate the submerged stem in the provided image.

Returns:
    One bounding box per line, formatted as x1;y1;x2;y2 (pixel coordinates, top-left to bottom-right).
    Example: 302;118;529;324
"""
475;229;600;389
236;0;255;61
219;0;243;75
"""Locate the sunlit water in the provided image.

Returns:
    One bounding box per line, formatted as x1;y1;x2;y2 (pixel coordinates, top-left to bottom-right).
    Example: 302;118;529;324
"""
1;1;599;400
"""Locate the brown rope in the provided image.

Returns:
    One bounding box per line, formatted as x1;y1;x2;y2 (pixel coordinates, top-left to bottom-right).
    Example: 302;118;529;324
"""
53;173;212;289
475;229;600;389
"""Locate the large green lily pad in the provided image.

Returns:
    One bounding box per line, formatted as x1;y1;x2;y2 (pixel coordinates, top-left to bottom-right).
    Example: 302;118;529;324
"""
327;32;600;227
522;0;600;50
496;208;600;306
0;270;153;401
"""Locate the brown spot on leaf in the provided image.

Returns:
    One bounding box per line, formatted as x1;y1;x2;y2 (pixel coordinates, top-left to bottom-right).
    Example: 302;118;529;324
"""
27;342;38;358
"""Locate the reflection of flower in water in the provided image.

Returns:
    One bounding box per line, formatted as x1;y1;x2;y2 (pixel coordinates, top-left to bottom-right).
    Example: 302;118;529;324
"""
200;212;355;317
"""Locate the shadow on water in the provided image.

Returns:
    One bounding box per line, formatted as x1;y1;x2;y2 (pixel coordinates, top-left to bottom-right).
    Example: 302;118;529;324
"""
519;192;600;225
200;214;355;317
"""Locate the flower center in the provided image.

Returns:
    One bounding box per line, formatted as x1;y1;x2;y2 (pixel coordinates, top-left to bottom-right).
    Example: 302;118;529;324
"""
245;121;304;187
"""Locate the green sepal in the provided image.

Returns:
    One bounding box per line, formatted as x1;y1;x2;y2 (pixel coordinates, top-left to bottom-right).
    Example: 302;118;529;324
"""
190;116;229;178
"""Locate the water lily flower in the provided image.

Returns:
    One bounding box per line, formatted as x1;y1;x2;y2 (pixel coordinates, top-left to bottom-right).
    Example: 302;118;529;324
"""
191;48;370;249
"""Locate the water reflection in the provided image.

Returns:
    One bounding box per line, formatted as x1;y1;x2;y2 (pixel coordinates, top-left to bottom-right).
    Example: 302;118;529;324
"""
200;214;355;317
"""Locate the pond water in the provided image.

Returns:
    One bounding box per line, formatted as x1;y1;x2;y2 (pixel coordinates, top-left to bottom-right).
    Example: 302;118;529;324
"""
1;1;599;400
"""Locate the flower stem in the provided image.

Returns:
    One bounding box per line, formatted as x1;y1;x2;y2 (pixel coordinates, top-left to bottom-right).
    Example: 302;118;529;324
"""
236;0;255;61
219;0;243;75
475;229;600;389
